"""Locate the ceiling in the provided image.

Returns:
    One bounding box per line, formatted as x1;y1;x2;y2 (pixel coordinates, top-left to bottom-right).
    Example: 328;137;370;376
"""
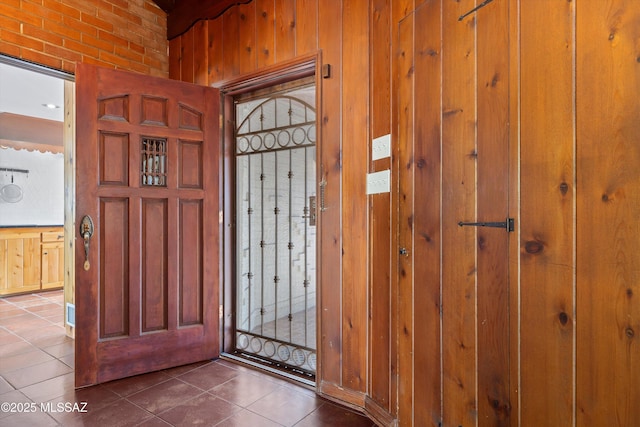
0;62;64;149
0;63;64;122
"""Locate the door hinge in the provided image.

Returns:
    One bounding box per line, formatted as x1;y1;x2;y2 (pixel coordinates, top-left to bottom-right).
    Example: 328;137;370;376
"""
458;218;514;232
219;304;223;319
219;210;223;224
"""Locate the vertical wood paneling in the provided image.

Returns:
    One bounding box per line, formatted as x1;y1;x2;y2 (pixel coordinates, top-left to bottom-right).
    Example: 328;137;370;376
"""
207;18;224;83
238;2;257;74
274;0;295;62
341;0;369;394
395;12;414;427
368;0;392;416
295;0;317;55
441;1;477;426
180;28;194;83
192;21;209;85
255;0;275;69
576;1;640;426
223;7;240;79
413;2;442;425
476;0;511;424
168;37;181;80
317;0;343;388
520;0;575;425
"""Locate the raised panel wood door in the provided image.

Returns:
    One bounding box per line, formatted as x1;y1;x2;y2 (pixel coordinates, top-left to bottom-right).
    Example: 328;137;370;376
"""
75;64;220;387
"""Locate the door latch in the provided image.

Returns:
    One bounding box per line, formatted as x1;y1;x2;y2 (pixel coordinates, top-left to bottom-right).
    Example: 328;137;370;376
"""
458;218;514;232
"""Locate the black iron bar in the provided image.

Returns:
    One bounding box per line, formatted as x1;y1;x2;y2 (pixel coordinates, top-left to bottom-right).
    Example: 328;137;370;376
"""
458;218;514;232
458;0;494;22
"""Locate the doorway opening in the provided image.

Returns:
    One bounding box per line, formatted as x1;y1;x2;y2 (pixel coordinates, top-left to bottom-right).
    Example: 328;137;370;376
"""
224;74;318;384
0;55;73;331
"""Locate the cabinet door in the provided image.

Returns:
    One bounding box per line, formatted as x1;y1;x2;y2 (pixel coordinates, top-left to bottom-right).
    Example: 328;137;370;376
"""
0;234;41;296
42;242;64;289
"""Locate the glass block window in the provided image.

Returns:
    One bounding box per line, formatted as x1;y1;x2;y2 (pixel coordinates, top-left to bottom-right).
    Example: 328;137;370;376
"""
141;137;167;186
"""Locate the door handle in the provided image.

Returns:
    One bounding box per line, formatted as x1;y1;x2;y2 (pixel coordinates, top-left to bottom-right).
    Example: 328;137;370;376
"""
80;215;94;270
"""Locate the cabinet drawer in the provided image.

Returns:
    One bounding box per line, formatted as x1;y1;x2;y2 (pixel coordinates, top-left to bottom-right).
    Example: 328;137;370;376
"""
42;231;64;243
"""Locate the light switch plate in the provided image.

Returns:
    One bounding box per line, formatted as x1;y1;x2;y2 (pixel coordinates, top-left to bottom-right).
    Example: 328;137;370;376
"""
372;134;391;160
366;170;390;194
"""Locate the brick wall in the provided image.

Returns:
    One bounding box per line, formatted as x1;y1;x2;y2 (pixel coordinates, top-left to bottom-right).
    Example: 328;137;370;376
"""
0;0;168;77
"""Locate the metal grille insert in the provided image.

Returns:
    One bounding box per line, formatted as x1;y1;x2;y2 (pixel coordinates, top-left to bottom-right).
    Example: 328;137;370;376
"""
141;137;167;186
234;86;317;378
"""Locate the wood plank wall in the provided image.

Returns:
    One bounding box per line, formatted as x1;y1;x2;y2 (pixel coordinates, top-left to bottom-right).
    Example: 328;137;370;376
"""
394;0;640;426
169;0;639;425
167;0;387;414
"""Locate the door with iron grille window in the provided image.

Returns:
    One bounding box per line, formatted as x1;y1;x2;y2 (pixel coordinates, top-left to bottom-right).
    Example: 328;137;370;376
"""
233;82;317;381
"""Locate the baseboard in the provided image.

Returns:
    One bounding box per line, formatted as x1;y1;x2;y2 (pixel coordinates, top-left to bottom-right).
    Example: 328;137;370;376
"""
365;396;397;427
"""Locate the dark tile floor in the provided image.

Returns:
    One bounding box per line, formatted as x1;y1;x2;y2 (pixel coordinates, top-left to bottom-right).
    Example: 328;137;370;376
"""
0;290;375;427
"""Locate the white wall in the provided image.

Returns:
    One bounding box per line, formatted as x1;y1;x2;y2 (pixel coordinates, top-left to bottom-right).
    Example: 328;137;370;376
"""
0;147;63;226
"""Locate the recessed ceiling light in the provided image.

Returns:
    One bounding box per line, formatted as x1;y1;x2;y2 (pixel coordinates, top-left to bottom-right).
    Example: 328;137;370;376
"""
43;103;60;109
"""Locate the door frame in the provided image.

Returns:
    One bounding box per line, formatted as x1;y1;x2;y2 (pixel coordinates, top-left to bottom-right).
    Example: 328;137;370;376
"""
215;52;321;382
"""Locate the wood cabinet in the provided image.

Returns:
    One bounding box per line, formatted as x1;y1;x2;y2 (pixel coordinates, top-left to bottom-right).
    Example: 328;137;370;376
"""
41;231;64;290
0;227;64;296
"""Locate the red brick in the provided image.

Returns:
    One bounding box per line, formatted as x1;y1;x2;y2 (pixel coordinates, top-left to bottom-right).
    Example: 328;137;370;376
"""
42;0;80;20
64;38;99;58
129;3;155;24
44;19;82;41
44;43;82;62
107;0;129;11
82;55;115;69
143;54;163;70
0;15;21;32
16;11;43;27
148;67;168;79
113;5;142;26
113;27;142;45
114;44;142;62
22;23;64;46
143;0;165;18
94;0;113;13
82;33;113;52
97;29;127;48
0;29;45;51
99;50;131;68
0;41;21;58
21;1;63;23
96;9;130;33
81;11;113;32
0;0;20;9
59;0;96;15
21;48;62;69
63;15;98;37
60;60;75;73
128;59;150;74
128;40;144;54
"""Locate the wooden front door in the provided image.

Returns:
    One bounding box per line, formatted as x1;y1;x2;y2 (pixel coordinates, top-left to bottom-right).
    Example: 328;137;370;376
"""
75;64;220;387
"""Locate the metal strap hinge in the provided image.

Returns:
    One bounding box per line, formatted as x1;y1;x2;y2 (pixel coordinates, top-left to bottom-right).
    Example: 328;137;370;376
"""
458;218;514;232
